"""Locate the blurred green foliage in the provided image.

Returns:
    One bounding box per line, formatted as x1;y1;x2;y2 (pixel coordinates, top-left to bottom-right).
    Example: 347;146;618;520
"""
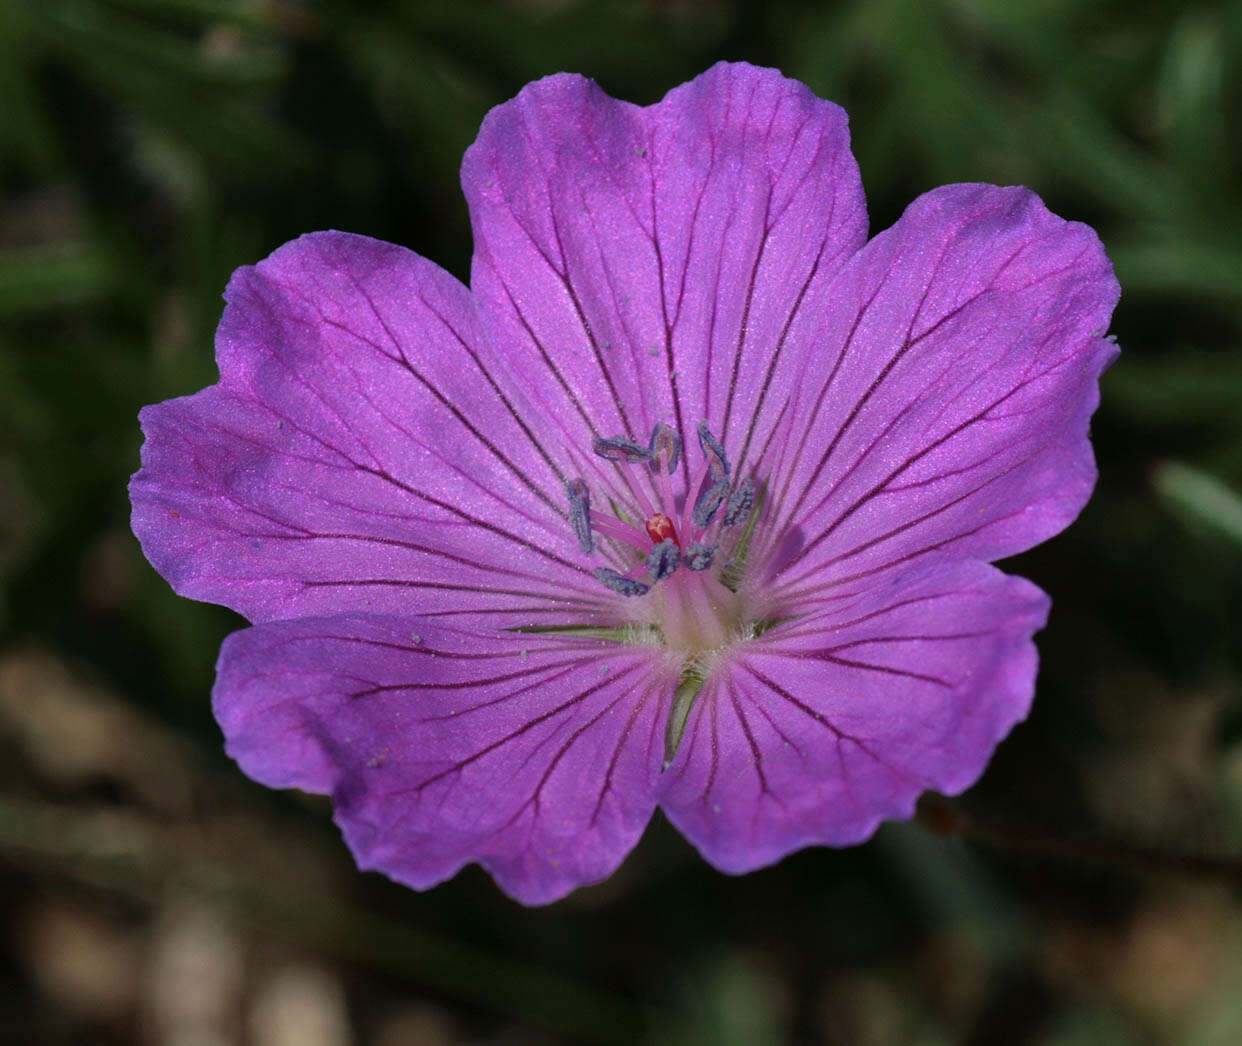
2;0;1242;1043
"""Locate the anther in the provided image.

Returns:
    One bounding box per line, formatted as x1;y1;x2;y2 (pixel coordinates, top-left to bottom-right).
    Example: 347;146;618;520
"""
696;421;730;479
647;422;682;475
646;538;680;581
692;478;728;529
592;435;650;465
593;567;651;597
684;542;717;571
723;477;755;528
566;478;593;553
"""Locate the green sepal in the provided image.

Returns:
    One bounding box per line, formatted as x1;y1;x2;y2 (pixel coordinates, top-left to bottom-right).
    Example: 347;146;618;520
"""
664;670;706;768
507;623;662;644
720;480;765;592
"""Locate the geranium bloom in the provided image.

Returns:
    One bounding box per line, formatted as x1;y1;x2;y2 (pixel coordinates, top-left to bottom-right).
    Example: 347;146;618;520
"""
130;63;1118;904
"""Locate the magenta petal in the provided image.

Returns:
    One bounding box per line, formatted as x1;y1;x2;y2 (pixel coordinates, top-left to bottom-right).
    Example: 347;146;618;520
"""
759;184;1119;603
130;232;603;626
659;560;1048;873
463;62;866;461
214;615;675;904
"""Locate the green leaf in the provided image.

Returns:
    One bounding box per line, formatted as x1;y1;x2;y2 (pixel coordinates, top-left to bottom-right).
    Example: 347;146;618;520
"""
1155;461;1242;547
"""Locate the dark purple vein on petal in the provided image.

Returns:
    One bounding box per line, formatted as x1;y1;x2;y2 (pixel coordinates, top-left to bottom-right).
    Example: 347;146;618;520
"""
734;231;832;478
739;664;928;794
342;374;560;537
495;278;598;435
733;103;855;477
278;632;603;662
740;690;806;763
702;689;721;803
347;658;591;701
317;292;563;516
490;179;635;436
525;681;643;826
386;662;644;799
545;207;637;437
769;279;989;547
416;665;589;722
760;276;887;545
719;189;773;443
764;220;1015;544
775;434;1052;599
300;577;600;608
779;352;1068;570
574;201;658;426
777;505;1024;607
244;531;584;589
593;682;658;827
649;155;697;493
474;684;637;846
727;684;775;803
409;605;606;621
765;589;975;644
817;631;996;651
763;646;953;687
740;663;849;743
350;461;589;576
285;252;569;494
418;294;567;485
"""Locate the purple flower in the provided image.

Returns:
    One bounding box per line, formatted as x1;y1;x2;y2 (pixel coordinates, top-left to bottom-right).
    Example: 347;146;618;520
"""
129;63;1119;904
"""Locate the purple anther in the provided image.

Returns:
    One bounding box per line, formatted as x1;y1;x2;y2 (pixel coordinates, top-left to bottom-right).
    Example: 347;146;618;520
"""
592;435;650;464
723;477;755;528
593;567;651;597
692;477;728;529
684;542;717;571
696;421;730;479
646;538;680;581
566;477;593;553
647;422;682;475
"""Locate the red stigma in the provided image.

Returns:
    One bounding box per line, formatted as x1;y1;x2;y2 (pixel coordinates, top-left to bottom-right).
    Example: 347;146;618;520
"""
644;512;677;545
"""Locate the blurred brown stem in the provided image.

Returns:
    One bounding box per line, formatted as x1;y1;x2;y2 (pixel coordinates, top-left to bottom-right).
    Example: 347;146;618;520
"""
917;794;1242;888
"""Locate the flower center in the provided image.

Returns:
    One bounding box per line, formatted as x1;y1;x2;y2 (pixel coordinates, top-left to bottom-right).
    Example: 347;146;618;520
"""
566;421;760;658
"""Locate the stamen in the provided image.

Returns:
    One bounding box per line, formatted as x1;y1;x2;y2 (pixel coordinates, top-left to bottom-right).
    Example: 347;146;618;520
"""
646;538;680;581
684;542;717;571
571;422;755;625
692;478;728;529
592;435;650;465
590;511;650;551
696;421;729;479
647;422;682;475
723;477;755;527
593;567;651;597
644;512;677;545
566;478;593;553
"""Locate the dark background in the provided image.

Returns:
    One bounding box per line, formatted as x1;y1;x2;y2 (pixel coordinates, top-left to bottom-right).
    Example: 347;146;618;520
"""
3;1;1242;1042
